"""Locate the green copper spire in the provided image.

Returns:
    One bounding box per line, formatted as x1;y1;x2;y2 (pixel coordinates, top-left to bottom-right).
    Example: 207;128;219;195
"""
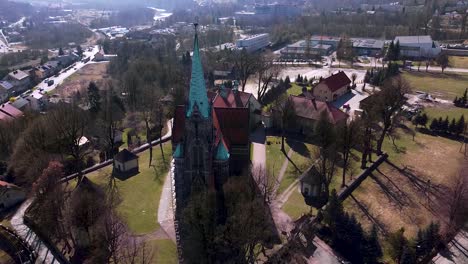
186;24;209;118
215;141;230;160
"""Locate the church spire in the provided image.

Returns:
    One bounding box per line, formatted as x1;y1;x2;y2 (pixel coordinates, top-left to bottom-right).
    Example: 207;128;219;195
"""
186;23;209;118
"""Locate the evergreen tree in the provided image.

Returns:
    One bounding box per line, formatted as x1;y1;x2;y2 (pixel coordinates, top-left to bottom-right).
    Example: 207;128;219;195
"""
400;245;416;264
395;40;401;60
442;116;450;132
437;117;444;132
388;228;407;262
414;229;425;258
387;41;395;61
284;75;291;85
363;225;383;264
421;113;428;127
430;119;438;131
456;115;465;136
462;88;468;106
454;96;460;106
323;189;342;230
88;82;101;113
449;118;457;134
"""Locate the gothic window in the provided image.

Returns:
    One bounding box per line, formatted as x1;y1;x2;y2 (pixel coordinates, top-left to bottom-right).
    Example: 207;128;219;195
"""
192;142;204;171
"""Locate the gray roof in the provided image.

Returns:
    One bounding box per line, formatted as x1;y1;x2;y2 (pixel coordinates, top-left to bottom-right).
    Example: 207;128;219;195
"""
395;35;433;44
0;81;14;90
351;38;385;49
8;70;29;81
12;97;29;109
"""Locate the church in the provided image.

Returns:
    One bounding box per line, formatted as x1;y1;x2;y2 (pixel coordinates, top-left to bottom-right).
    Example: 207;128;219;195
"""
171;25;251;219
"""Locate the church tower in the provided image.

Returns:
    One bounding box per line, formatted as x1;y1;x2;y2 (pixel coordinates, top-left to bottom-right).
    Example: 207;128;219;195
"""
173;23;230;219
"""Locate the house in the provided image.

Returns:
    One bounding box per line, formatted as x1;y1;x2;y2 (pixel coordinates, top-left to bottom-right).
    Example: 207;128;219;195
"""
281;40;333;59
312;71;351;102
94;47;117;62
3;70;30;95
351;38;385;57
113;149;139;175
34;60;60;79
299;165;328;208
394;35;442;59
212;85;262;128
0;181;26;212
0;104;23;119
11;97;29;111
270;95;348;135
56;53;79;67
0;81;13;103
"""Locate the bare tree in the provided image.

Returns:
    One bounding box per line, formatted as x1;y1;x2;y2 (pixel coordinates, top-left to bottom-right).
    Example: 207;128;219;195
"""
446;165;468;238
233;49;260;92
251;165;278;204
256;53;280;103
273;93;300;172
46;104;90;184
371;77;411;155
337;120;359;187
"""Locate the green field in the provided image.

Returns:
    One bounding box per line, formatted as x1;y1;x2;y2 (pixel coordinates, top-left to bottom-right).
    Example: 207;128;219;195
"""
86;143;172;235
287;83;305;96
423;106;468;121
148;239;178;264
449;56;468;69
282;187;311;220
402;72;468;100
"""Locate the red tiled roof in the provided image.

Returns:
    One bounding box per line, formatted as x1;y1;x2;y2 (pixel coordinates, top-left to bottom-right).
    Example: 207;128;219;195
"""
213;89;251;108
289;95;348;124
320;71;351;93
0;104;23;118
172;106;250;147
0;111;13;121
214;107;249;146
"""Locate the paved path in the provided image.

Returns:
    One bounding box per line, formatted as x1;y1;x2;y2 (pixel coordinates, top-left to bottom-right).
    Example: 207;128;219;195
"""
157;161;176;243
11;199;61;264
250;127;294;235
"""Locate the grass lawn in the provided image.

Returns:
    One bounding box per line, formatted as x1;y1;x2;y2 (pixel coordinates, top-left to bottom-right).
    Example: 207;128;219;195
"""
148;239;178;264
287;83;306;96
449;56;468;69
277;140;317;195
265;136;290;179
343;127;465;263
282;187;311;220
86;142;172;235
423;105;468;121
402;71;468;100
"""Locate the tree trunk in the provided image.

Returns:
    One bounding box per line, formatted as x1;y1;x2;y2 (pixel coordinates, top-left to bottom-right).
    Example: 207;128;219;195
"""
146;120;152;167
159;123;165;164
342;152;348;188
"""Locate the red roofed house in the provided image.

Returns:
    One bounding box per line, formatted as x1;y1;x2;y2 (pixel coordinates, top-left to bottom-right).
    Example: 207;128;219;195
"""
272;95;348;135
0;104;24;120
212;85;262;128
312;71;351;102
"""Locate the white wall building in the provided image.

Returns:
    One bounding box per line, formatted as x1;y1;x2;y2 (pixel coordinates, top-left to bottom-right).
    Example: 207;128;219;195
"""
394;35;442;59
236;33;270;52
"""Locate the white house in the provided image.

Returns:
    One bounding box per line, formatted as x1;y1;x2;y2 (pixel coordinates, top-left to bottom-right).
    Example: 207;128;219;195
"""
0;181;26;212
394;35;442;59
113;149;139;175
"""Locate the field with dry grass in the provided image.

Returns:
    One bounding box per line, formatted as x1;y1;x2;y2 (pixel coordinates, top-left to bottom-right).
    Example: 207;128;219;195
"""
57;62;109;98
343;128;466;261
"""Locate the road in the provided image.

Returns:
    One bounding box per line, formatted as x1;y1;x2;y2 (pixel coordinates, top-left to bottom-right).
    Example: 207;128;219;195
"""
31;45;100;98
11;200;61;264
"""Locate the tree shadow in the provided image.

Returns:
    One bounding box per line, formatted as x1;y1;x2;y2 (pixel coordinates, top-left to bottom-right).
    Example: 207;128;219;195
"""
349;194;388;236
286;138;311;159
369;172;410;210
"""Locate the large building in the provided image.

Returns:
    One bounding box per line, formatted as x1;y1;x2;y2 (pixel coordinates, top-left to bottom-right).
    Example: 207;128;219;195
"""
394;35;442;58
280;40;333;59
3;70;30;95
351;38;385;56
172;26;251;258
312;71;352;102
235;33;270;52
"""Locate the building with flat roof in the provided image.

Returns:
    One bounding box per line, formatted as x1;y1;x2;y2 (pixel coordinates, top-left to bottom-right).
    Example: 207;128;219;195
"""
351;38;385;56
235;33;270;52
394;35;442;58
281;40;332;59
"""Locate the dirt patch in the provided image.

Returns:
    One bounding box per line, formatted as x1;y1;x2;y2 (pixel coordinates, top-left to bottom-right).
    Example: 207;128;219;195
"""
344;132;465;237
57;63;109;98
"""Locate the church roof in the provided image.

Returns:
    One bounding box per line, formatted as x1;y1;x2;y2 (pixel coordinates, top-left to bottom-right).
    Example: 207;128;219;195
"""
114;149;138;163
186;27;210;119
212;88;252;108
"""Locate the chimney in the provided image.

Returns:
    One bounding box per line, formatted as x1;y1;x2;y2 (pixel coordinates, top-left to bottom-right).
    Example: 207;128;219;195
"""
312;98;317;110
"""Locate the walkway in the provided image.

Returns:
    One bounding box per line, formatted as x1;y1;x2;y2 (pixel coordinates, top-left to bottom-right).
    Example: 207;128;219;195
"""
11;199;61;264
157;161;176;243
250;127;294;235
